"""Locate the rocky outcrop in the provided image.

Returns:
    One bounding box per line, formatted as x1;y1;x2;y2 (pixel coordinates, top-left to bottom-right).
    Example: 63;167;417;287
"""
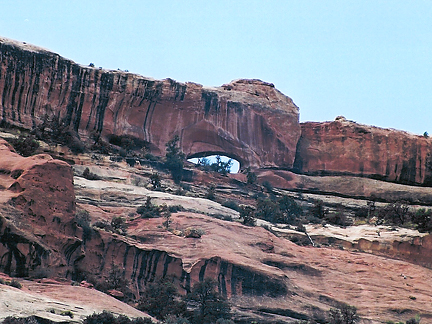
294;118;432;186
0;278;153;322
0;138;76;277
0;37;300;169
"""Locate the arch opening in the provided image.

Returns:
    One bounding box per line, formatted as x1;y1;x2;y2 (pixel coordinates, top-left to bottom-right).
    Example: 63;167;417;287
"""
187;153;240;174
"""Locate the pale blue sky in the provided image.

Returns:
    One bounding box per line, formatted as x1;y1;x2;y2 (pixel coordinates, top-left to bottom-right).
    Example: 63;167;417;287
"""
1;0;431;136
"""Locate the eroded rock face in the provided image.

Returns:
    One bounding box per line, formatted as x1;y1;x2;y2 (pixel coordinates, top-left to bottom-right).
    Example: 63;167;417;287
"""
0;138;76;277
0;37;300;169
294;119;432;186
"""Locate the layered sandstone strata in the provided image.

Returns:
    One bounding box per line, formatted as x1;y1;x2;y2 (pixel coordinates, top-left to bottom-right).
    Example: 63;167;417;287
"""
294;117;432;186
0;37;300;169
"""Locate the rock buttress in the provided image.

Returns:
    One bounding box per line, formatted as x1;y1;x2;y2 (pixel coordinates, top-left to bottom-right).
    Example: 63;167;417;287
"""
294;119;432;186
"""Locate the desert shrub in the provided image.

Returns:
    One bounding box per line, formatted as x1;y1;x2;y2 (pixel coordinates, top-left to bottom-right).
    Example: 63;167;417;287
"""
137;197;161;218
163;315;191;324
107;134;132;151
261;180;273;193
161;204;172;230
138;278;186;320
165;135;185;184
32;114;85;154
239;205;256;226
60;310;74;318
255;198;283;224
210;155;232;175
245;167;257;185
325;211;351;227
126;157;136;167
169;205;184;213
82;167;101;180
354;207;369;219
221;200;240;212
7;134;39;157
75;209;92;240
277;195;302;224
311;199;327;219
196;156;232;175
206;185;216;200
405;317;420;324
2;316;40;324
376;201;412;226
412;208;432;232
8;279;22;289
83;311;152;324
328;304;359;324
196;157;211;171
186;278;231;324
93;220;112;231
111;216;127;235
180;182;191;191
150;172;162;190
106;264;129;291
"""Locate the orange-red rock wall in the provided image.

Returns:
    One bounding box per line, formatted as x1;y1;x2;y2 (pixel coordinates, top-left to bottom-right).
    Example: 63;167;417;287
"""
294;120;432;186
0;40;300;169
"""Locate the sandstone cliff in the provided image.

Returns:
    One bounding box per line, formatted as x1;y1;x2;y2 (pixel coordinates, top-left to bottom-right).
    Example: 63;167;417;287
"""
294;118;432;186
0;37;300;169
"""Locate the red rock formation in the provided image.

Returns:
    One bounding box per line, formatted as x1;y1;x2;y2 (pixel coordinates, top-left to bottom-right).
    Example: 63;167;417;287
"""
0;138;76;276
0;37;300;169
294;118;432;186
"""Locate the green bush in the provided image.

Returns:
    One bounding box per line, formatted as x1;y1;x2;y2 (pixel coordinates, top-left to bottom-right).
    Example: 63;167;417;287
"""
111;216;127;235
106;264;129;291
376;201;412;226
328;304;359;324
239;205;256;226
311;199;327;219
206;185;216;200
210;155;232;175
75;209;92;240
138;278;186;320
277;195;302;224
83;311;152;324
163;315;191;324
7;134;39;157
246;167;257;185
255;198;283;223
82;167;101;180
186;278;231;324
150;172;162;190
2;316;40;324
165;135;185;184
412;208;432;232
168;205;184;213
261;181;273;193
33;114;85;154
8;279;22;289
137;197;161;218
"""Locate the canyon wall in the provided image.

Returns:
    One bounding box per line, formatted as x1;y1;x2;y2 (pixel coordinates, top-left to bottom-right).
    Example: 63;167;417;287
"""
1;37;432;186
0;37;300;169
294;118;432;186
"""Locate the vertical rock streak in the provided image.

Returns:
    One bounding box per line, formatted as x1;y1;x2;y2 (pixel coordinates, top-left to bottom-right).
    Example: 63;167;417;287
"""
0;39;300;169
